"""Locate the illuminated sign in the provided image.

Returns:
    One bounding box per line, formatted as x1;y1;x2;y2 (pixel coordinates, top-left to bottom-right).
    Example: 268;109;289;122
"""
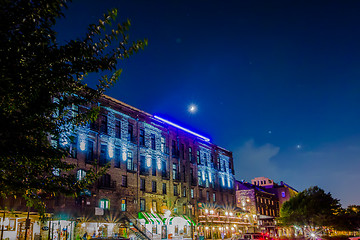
153;116;210;142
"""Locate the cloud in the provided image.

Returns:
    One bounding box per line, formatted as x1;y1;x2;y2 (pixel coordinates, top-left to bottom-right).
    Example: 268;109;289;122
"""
233;139;280;180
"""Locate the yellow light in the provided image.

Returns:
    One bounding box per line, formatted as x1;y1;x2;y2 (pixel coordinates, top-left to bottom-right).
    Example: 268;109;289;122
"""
225;211;228;216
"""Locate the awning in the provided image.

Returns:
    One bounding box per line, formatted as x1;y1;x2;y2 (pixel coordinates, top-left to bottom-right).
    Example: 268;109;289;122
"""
138;212;152;224
148;212;162;225
182;215;196;226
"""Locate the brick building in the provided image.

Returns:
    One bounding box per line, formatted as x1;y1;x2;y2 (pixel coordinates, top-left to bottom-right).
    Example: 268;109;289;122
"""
1;95;236;240
235;180;279;235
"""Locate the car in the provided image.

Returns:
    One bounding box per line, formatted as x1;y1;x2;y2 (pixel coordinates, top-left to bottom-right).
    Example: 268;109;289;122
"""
243;233;274;240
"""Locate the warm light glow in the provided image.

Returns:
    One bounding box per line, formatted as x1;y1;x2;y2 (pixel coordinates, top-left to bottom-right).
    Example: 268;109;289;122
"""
146;157;151;167
122;152;127;161
153;116;210;142
229;212;233;216
205;209;209;214
231;227;235;231
210;210;214;214
225;211;229;216
108;145;114;158
205;227;209;230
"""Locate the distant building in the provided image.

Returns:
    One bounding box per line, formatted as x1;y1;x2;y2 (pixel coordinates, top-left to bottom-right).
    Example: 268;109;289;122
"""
235;181;279;235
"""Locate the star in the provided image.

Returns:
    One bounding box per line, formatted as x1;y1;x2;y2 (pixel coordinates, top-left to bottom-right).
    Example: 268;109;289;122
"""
296;144;302;149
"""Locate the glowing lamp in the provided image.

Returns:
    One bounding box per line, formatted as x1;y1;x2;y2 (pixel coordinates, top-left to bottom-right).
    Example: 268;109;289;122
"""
122;152;127;161
225;211;228;216
146;157;151;167
80;141;86;151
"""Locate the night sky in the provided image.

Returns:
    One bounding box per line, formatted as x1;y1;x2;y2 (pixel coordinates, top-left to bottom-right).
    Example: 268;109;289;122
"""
55;0;360;207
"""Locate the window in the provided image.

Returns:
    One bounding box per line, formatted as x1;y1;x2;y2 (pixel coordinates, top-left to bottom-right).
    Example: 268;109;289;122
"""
114;147;121;168
206;191;210;202
172;163;177;180
161;136;165;153
152;181;157;193
199;189;203;199
140;155;147;175
77;169;86;181
70;137;77;158
121;199;126;211
188;147;192;162
115;120;121;139
71;104;79;118
197;150;200;164
128;123;134;142
127;152;133;171
122;175;127;187
172;140;177;157
191;189;194;199
282;191;286;198
152;158;156;176
174;185;178;196
152;225;157;234
99;199;110;209
151;134;156;150
217;156;220;170
203;153;207;166
52;168;60;176
100;115;107;134
152;200;157;212
162;183;167;194
139;129;145;146
182;187;186;197
180;143;185;159
140;178;145;191
213;193;216;202
161;161;167;178
86;140;94;163
99;144;107;166
99;174;111;188
140;199;146;211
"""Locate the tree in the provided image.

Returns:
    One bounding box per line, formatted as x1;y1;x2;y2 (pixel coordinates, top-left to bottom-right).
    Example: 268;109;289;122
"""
279;186;341;228
332;205;360;231
0;0;146;216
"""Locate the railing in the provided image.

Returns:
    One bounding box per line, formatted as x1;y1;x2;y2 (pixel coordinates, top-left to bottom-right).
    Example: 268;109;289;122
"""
124;212;153;240
97;180;116;190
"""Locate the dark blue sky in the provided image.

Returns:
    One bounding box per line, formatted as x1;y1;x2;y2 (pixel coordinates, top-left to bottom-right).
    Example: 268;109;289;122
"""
56;0;360;207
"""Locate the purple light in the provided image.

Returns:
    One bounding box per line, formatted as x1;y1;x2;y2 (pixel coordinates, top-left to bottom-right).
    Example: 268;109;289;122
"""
153;115;210;142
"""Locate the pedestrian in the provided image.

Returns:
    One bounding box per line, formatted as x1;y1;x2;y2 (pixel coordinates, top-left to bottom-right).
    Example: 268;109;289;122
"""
82;232;88;240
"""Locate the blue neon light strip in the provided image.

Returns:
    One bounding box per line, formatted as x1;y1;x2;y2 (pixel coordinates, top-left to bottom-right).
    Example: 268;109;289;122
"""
154;115;210;142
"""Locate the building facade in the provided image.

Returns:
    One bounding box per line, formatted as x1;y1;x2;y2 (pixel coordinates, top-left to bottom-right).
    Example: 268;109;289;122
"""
1;95;236;240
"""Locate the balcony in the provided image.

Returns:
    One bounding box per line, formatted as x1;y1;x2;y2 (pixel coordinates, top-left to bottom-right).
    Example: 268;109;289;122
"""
98;180;116;190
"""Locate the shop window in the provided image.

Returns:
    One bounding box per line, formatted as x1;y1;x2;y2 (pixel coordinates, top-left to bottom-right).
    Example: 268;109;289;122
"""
152;200;157;212
99;199;109;209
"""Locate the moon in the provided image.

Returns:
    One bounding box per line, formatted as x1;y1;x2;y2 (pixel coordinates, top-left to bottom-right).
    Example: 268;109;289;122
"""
188;104;197;113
